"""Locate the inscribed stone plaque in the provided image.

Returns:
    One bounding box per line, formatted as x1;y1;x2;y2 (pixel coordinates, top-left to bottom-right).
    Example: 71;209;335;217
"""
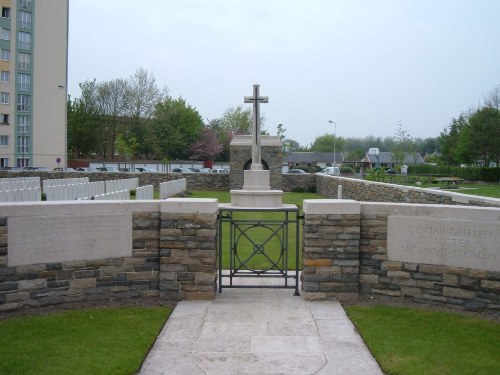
8;214;132;266
387;216;500;272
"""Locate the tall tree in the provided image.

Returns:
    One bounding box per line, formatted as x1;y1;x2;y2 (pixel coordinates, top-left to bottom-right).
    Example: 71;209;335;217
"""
151;97;204;159
310;134;344;153
465;106;500;165
439;114;468;165
393;121;413;166
219;105;254;135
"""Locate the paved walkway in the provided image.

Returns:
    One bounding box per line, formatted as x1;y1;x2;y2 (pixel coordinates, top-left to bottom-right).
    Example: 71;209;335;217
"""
139;287;383;375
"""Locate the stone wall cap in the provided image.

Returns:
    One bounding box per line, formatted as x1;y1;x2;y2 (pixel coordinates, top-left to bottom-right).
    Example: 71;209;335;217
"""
303;199;360;215
231;134;282;147
161;198;219;214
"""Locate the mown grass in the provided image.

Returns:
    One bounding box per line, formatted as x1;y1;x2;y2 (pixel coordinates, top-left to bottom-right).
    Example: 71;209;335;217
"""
345;305;500;375
190;191;322;269
0;307;171;375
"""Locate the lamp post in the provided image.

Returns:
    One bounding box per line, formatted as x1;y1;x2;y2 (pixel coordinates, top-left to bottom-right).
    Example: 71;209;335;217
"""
328;120;336;166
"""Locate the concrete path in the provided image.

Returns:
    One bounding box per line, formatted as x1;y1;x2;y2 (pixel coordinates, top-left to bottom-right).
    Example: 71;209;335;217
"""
139;288;383;375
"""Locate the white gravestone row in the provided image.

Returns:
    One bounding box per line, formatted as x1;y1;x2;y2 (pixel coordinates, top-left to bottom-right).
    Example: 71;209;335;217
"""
136;185;154;200
159;179;187;199
0;177;41;202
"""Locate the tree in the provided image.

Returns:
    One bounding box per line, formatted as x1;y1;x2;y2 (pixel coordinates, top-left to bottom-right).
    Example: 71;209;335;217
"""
276;123;286;142
465;106;500;165
310;134;344;153
283;139;302;152
126;68;167;158
67;80;100;158
151;97;204;159
189;125;224;164
116;133;139;167
393;121;412;166
439;114;468;165
219;105;255;135
483;85;500;110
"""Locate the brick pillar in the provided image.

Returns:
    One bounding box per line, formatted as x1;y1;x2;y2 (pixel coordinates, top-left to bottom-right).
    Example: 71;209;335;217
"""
159;199;218;301
302;199;361;301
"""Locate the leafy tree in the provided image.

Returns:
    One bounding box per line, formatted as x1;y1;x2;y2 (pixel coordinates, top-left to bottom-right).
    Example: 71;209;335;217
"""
465;106;500;165
439;114;468;165
276;123;286;142
310;134;344;153
67;80;101;158
116;133;139;166
189;125;224;163
220;105;255;135
283;139;302;152
151;97;204;159
483;85;500;110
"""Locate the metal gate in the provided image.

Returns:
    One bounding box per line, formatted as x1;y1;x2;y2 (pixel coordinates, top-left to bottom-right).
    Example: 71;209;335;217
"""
218;205;300;295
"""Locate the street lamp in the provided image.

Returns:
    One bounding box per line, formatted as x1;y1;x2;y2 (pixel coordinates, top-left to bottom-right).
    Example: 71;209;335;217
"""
328;120;336;166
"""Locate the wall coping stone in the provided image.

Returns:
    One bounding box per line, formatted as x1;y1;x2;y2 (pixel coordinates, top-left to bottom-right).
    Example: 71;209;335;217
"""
303;199;360;215
161;198;219;214
360;202;500;221
0;200;161;216
320;175;500;206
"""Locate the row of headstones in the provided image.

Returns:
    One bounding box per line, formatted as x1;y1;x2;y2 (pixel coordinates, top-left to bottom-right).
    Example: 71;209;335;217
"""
45;178;140;201
160;179;187;199
0;177;140;202
0;177;40;192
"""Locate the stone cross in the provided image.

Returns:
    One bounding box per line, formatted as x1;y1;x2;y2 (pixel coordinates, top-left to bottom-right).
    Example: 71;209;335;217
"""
244;84;268;170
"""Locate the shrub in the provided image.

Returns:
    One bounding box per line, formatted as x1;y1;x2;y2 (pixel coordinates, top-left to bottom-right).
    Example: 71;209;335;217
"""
292;186;305;193
340;166;353;173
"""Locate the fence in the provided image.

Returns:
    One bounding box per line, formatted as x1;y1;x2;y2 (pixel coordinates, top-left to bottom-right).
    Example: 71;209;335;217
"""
106;178;138;193
136;185;154;200
93;190;130;200
160;178;186;199
0;177;41;202
43;177;89;191
45;181;106;201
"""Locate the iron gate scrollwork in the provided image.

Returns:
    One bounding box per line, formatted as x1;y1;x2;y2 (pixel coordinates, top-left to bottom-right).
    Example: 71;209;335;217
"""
218;206;300;296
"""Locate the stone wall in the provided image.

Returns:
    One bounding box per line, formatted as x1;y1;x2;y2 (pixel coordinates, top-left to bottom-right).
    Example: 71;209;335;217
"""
302;199;500;313
0;199;218;312
282;174;316;192
302;200;360;301
316;174;500;208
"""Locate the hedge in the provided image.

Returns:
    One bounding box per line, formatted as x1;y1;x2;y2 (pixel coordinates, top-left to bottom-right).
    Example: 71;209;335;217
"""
407;165;500;182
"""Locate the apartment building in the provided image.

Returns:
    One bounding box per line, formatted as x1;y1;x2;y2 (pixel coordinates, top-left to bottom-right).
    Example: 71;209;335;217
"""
0;0;68;169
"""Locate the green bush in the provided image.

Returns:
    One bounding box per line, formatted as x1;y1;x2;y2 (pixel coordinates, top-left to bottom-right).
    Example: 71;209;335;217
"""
291;186;305;193
340;166;353;173
307;185;317;193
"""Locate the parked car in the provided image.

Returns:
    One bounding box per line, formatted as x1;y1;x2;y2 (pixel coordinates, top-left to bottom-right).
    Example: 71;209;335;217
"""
287;169;307;174
96;167;119;172
386;168;396;175
24;166;52;171
53;167;75;172
0;166;23;172
210;168;229;174
75;167;98;172
198;168;213;173
172;167;192;173
135;167;158;173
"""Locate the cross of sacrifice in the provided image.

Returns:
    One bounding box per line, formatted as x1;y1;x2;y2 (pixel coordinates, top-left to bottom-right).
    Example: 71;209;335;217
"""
244;84;268;170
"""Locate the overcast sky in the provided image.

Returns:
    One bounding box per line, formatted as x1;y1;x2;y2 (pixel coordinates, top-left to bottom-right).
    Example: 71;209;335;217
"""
68;0;500;147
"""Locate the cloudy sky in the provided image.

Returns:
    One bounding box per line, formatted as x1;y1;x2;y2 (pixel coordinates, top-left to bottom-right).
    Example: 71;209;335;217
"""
68;0;500;147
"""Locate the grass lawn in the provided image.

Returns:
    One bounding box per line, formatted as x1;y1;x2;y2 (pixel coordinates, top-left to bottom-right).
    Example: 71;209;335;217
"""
0;306;171;375
345;305;500;375
190;191;322;269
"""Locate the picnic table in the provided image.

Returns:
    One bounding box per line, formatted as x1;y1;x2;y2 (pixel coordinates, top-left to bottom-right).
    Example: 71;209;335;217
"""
432;177;464;189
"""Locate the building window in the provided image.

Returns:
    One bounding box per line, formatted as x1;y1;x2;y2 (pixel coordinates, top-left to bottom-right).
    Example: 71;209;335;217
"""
17;115;29;133
17;53;31;70
17;136;29;154
18;11;32;29
0;135;8;147
17;73;30;91
18;31;31;50
1;28;10;41
1;92;10;104
1;49;10;61
0;71;9;83
1;7;11;18
0;157;8;167
0;114;9;124
19;0;32;10
17;94;30;112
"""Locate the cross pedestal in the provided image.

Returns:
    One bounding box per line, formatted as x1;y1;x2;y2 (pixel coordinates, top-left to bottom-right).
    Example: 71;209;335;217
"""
229;84;283;208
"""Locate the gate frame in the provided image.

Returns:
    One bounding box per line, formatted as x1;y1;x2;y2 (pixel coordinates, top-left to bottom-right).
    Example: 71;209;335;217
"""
217;204;300;296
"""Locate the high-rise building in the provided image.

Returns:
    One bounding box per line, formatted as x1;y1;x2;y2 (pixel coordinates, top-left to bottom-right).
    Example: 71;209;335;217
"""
0;0;68;169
